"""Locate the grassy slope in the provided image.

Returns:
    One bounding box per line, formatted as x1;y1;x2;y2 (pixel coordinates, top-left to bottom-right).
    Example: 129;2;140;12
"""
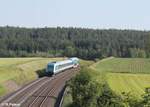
79;59;95;67
93;57;150;73
61;87;73;107
0;57;64;96
92;57;150;98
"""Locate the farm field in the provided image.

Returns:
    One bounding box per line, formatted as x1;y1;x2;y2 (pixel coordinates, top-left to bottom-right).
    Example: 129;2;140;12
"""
107;73;150;98
91;57;150;98
0;57;64;96
92;57;150;73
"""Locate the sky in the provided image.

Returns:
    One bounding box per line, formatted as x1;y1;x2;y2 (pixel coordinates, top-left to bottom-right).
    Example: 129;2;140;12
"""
0;0;149;30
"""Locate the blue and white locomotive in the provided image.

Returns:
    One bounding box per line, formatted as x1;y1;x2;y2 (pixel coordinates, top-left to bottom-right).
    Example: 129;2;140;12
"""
46;57;79;75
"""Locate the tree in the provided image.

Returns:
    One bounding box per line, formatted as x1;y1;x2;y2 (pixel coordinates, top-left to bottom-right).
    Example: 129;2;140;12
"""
97;84;124;107
64;46;76;57
0;26;149;59
69;68;100;107
121;92;142;107
129;48;138;58
138;49;146;58
129;48;146;58
69;68;124;107
145;34;150;57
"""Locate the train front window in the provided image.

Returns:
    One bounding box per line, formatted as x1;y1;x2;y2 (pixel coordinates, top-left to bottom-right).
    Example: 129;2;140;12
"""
48;65;54;72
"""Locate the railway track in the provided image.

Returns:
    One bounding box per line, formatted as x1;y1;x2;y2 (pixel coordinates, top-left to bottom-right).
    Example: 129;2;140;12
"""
39;69;77;107
0;67;79;107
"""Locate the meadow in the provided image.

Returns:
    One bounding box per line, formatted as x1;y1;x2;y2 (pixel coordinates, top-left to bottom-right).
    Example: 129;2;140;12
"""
93;57;150;73
107;73;150;98
92;57;150;98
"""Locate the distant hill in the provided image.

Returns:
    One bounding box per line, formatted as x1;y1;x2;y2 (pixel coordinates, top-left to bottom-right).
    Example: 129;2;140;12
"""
0;26;150;59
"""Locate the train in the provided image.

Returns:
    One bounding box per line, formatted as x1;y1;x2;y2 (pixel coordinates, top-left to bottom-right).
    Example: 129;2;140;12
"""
46;57;79;75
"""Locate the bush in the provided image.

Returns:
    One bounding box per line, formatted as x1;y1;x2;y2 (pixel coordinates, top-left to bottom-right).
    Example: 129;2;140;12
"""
69;68;124;107
140;88;150;106
69;68;97;107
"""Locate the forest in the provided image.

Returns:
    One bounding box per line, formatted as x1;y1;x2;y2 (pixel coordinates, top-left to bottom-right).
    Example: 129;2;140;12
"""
0;26;150;59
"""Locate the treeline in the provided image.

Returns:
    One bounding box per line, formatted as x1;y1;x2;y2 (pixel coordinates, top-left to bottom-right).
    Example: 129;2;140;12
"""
0;26;150;59
68;68;150;107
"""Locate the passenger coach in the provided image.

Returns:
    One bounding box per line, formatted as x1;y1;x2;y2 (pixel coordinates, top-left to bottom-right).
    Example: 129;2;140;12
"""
46;57;79;75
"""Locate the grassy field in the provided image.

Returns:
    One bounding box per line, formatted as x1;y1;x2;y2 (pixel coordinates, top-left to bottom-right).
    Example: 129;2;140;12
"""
107;73;150;98
79;59;95;67
93;57;150;73
62;57;150;107
91;57;150;98
0;57;64;96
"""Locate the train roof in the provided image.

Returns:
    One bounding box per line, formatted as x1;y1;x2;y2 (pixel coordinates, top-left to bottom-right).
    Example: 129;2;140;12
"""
47;57;79;66
69;57;79;60
48;59;72;65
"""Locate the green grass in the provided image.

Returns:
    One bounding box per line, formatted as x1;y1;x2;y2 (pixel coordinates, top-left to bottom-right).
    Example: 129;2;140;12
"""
0;85;6;96
107;73;150;98
93;57;150;73
0;57;64;96
79;59;94;67
61;88;73;107
91;57;150;98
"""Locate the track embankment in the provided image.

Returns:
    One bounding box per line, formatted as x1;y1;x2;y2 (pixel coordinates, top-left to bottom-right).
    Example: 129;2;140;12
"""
0;67;79;107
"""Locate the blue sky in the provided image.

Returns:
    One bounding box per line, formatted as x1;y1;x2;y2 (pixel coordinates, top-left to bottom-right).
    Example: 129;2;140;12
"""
0;0;149;30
